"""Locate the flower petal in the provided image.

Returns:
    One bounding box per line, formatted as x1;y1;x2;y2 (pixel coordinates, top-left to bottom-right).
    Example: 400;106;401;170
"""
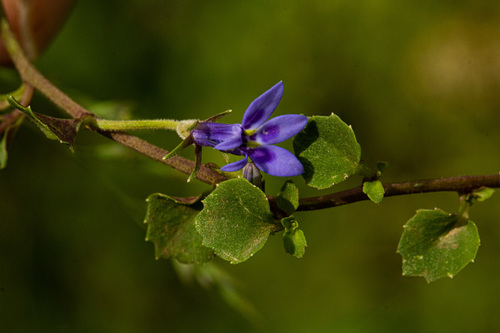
249;114;308;145
191;123;242;147
247;145;304;177
220;155;249;172
242;81;284;130
214;135;243;151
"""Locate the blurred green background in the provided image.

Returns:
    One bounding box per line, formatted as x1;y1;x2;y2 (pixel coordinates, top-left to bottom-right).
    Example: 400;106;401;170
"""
2;1;500;332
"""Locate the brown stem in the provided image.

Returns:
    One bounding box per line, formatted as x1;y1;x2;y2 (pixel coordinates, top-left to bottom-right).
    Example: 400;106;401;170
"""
2;17;499;208
96;131;226;185
292;174;500;211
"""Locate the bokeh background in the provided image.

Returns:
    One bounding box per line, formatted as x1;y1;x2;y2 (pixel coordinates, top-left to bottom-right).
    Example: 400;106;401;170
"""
2;1;500;332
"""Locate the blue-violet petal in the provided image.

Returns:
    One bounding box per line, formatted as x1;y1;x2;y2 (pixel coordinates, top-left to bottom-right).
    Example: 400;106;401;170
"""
214;135;243;151
249;114;308;145
247;145;304;177
241;81;283;131
191;123;242;148
220;155;249;172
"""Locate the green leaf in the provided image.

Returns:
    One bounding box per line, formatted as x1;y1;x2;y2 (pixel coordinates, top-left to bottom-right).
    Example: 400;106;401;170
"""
471;187;495;202
144;193;214;264
363;180;385;204
376;161;390;174
277;180;299;215
293;114;361;189
87;100;134;120
195;178;276;264
8;96;84;150
281;216;307;258
172;261;263;323
397;208;480;282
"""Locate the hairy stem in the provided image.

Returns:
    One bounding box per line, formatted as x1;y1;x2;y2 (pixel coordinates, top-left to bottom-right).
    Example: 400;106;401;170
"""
91;119;180;131
293;174;500;211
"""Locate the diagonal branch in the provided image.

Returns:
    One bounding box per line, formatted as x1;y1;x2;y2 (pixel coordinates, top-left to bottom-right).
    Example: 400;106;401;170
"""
0;18;226;186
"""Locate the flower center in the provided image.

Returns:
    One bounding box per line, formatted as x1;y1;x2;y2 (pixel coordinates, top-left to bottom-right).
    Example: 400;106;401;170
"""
243;128;257;136
245;141;260;148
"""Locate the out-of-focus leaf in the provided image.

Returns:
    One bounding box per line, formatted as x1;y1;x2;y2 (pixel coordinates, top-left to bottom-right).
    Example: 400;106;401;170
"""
293;114;361;189
195;178;276;264
376;161;390;174
145;193;214;264
172;261;263;324
397;208;480;282
0;85;25;112
0;113;25;169
87;100;134;120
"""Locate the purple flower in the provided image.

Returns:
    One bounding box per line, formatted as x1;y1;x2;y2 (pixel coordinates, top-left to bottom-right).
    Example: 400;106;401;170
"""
191;81;308;177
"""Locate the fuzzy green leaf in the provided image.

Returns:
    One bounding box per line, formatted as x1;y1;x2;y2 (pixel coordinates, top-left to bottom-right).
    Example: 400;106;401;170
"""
195;178;276;264
397;208;480;282
281;216;307;258
277;180;299;215
363;180;385;204
144;193;214;264
293;114;361;189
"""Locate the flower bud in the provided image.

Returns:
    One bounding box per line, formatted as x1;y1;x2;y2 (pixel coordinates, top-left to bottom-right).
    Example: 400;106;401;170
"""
243;162;264;190
0;0;74;66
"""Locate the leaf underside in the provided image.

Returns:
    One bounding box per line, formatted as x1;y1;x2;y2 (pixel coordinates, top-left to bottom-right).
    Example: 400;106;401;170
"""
145;193;214;264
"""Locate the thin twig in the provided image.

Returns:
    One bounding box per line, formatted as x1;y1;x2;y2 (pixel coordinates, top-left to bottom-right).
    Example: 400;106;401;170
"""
293;174;500;211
